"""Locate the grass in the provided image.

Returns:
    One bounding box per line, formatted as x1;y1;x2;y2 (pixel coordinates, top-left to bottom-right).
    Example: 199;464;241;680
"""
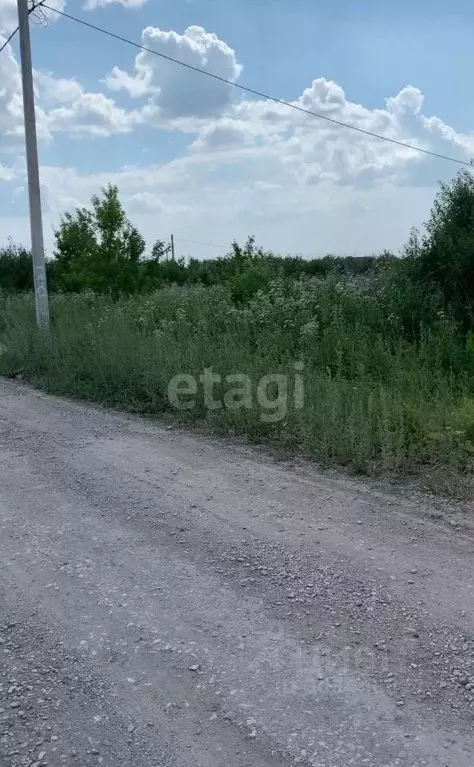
1;274;474;496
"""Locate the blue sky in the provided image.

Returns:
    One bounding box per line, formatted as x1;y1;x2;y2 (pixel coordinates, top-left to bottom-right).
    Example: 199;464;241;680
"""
1;0;473;259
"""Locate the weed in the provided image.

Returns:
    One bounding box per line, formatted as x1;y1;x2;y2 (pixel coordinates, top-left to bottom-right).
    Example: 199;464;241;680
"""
1;275;473;492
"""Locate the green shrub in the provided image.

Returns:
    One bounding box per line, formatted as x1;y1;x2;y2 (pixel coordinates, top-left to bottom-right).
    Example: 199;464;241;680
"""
1;276;473;490
407;170;474;332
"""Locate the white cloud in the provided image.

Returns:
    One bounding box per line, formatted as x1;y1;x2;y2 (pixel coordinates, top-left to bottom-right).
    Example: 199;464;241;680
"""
0;37;23;142
421;115;474;157
127;191;192;215
189;79;428;187
2;73;472;258
1;18;474;261
46;95;141;137
105;25;243;119
35;71;146;137
84;0;148;9
0;0;65;34
0;0;140;40
102;66;150;98
0;0;18;33
0;33;51;148
386;86;424;116
34;72;84;105
0;155;441;261
0;163;16;181
0;49;144;146
190;116;278;151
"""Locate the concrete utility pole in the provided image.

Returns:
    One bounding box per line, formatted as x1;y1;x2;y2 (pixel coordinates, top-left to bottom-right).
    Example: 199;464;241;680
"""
170;233;175;260
17;0;50;328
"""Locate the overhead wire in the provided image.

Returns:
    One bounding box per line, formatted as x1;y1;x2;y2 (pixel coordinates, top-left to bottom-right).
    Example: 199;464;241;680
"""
173;236;229;250
0;26;19;54
42;4;473;169
0;0;47;54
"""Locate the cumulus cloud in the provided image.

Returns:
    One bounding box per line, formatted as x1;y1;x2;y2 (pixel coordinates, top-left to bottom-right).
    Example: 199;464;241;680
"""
1;16;473;260
189;78;429;187
0;50;144;148
0;35;51;148
421;115;474;157
0;38;23;141
386;86;424;116
190;116;279;151
0;154;441;262
102;66;150;98
35;71;145;137
105;25;243;119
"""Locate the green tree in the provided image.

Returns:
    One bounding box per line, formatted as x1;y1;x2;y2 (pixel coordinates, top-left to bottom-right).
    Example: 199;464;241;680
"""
53;185;145;295
150;239;171;263
139;238;172;290
408;170;474;331
0;242;34;292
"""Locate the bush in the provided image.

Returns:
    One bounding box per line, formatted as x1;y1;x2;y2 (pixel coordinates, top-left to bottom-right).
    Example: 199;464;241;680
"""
2;176;474;495
0;243;34;292
52;184;145;295
406;170;474;332
1;276;473;490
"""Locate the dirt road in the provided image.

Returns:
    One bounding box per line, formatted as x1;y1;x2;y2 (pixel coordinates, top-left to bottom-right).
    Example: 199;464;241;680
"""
1;379;473;767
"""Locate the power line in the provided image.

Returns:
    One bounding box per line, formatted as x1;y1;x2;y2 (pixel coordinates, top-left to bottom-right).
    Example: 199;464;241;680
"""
0;0;47;55
174;236;229;250
43;4;473;169
0;26;19;54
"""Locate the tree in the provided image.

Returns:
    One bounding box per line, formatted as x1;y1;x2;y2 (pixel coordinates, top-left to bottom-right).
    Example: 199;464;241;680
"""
138;238;173;290
150;239;171;263
54;185;145;295
408;170;474;331
0;242;34;292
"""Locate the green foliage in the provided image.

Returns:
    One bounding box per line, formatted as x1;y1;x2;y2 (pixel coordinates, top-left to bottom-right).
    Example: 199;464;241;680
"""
406;170;474;331
0;242;34;292
150;239;171;263
2;175;474;494
1;275;473;492
0;220;391;301
52;184;146;295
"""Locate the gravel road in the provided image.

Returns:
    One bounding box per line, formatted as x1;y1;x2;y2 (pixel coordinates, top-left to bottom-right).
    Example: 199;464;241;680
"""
1;379;474;767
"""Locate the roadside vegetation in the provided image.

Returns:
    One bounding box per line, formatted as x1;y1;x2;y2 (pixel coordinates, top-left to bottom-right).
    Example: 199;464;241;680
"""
1;172;474;496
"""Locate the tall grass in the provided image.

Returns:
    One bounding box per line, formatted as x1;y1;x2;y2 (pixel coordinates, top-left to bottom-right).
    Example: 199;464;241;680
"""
1;274;473;492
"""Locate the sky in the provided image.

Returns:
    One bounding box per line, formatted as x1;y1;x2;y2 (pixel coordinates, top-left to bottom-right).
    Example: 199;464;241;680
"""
1;0;474;260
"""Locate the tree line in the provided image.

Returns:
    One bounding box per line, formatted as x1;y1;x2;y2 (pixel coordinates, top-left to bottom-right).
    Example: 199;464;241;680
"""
1;171;474;331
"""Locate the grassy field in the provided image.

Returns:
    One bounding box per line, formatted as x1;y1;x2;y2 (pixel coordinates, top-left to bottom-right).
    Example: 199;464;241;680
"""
1;271;473;497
